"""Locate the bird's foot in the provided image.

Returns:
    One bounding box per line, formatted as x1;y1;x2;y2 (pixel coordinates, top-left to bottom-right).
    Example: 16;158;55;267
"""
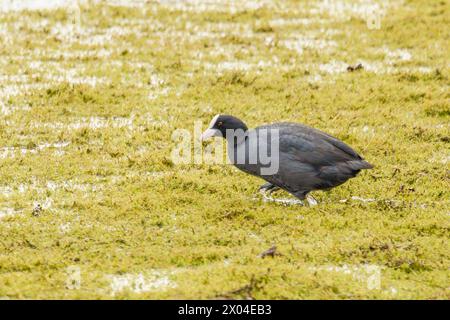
259;183;281;202
259;188;304;206
273;198;304;206
259;184;315;206
306;194;318;206
259;183;280;194
259;187;274;202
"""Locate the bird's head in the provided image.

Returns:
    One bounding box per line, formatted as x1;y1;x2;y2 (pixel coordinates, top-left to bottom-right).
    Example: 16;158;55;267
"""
200;114;248;141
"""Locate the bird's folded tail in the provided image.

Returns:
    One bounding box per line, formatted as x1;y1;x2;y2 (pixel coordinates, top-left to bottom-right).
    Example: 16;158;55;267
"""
346;160;374;170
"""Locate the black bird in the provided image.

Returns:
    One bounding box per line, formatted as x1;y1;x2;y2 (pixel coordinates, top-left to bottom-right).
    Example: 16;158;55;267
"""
201;115;373;205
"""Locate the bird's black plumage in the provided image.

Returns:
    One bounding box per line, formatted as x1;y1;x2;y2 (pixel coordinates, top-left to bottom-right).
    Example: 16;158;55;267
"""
201;115;373;201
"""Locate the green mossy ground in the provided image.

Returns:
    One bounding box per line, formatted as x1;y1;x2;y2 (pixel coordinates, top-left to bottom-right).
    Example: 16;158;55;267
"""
0;0;448;299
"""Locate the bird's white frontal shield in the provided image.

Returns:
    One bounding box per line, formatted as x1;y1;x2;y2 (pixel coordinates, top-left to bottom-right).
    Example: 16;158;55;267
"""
200;128;222;141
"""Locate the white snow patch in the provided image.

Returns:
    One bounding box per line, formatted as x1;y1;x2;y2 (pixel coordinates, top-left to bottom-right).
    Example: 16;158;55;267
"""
0;0;74;12
148;87;170;100
107;271;176;296
26;48;113;60
0;102;31;115
59;222;71;234
33;117;134;130
107;0;147;8
282;38;337;55
318;60;348;74
303;59;432;78
0;142;70;159
388;287;398;295
34;198;53;210
269;18;327;27
306;74;323;83
311;0;393;23
350;196;376;203
0;179;101;197
157;0;272;13
46;180;100;192
350;125;376;136
382;47;412;61
429;152;450;165
146;74;170;100
0;186;14;197
44;71;110;87
0;207;20;219
311;264;382;290
215;61;252;71
0;83;50;99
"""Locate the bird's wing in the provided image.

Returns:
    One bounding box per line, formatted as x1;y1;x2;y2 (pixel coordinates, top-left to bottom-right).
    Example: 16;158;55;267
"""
251;123;372;192
274;124;363;167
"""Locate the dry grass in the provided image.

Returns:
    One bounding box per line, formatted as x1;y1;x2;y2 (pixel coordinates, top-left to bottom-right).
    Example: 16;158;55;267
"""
0;0;448;299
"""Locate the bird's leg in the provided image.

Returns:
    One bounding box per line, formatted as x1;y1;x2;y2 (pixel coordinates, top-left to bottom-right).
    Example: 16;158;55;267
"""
306;194;318;206
259;183;280;194
260;184;304;206
259;183;280;202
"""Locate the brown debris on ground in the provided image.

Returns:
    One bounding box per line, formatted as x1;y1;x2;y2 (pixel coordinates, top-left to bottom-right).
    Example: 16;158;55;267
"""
258;245;281;258
347;63;364;72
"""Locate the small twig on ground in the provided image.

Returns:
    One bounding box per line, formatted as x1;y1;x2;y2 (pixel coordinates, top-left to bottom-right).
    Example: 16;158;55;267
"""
258;245;281;258
347;63;364;72
32;204;42;216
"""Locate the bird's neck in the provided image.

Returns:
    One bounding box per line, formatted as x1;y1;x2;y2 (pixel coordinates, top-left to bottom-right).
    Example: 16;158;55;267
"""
224;129;247;147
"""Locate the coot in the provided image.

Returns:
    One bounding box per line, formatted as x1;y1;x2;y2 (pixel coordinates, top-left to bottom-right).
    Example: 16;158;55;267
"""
201;115;373;205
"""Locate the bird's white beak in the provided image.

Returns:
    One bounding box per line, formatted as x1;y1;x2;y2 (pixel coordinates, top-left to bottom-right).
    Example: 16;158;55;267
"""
200;128;222;141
